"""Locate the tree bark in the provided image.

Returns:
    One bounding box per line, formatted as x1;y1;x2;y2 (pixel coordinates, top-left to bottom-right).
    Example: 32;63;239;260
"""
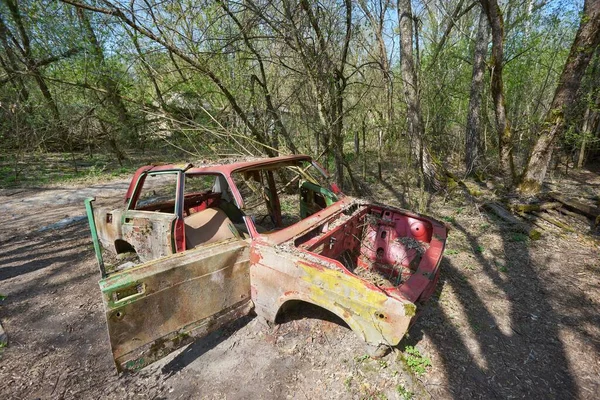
78;9;133;139
358;0;393;155
4;0;62;128
480;0;516;184
578;106;592;168
0;16;29;104
578;49;600;168
519;0;600;194
427;0;478;71
282;0;355;189
398;0;445;191
465;7;489;175
63;0;277;157
220;1;298;155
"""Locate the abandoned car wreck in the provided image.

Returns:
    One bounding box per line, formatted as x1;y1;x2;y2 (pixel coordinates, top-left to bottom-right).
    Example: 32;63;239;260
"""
85;155;447;371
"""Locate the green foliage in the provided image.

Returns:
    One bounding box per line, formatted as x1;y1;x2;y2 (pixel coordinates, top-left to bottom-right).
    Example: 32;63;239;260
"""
396;384;414;400
344;376;353;390
355;354;370;363
402;346;431;376
510;232;529;242
495;260;509;273
0;0;591;186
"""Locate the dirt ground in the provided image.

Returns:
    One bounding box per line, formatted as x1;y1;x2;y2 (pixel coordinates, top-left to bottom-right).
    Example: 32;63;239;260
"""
1;166;599;399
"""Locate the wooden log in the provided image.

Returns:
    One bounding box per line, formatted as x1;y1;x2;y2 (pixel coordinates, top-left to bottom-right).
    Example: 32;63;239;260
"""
0;319;7;347
549;192;600;220
531;211;575;232
519;213;550;232
556;207;590;223
509;202;562;213
483;202;542;239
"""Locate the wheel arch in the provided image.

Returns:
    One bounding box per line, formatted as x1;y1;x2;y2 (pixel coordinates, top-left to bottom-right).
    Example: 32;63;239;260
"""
274;293;367;342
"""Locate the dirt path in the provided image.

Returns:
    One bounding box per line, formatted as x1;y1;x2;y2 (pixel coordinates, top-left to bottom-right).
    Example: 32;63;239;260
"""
1;172;599;399
0;180;131;241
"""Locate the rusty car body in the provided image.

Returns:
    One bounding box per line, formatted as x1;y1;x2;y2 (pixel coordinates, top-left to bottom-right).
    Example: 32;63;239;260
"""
86;155;447;371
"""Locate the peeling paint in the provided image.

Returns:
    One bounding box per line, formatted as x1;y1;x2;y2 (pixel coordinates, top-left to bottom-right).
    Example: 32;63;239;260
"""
90;155;447;372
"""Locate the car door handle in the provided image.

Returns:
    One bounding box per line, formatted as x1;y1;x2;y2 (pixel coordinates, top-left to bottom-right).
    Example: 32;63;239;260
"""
111;283;145;303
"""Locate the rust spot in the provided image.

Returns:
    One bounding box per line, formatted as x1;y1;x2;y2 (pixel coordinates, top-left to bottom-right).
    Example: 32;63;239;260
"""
250;248;263;264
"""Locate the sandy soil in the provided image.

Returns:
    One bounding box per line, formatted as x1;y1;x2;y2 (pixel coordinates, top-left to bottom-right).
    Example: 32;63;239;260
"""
0;168;599;399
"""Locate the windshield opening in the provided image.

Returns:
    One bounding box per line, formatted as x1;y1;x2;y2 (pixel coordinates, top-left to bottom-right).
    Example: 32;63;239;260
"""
231;161;339;234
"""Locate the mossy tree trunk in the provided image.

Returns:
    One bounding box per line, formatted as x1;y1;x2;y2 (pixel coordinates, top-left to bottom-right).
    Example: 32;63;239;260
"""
465;7;489;176
398;0;446;191
519;0;600;194
480;0;516;185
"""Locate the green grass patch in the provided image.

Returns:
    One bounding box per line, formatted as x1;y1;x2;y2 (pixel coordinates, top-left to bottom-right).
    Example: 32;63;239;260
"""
441;215;455;223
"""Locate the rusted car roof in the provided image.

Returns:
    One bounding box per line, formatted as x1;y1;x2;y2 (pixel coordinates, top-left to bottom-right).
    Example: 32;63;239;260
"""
124;155;313;204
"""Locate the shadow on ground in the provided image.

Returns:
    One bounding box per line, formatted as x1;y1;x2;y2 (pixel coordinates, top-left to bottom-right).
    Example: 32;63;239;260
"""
399;203;597;398
161;315;255;375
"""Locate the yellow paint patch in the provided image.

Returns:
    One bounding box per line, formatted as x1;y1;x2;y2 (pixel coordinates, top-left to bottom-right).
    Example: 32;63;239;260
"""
296;262;411;345
404;302;416;317
298;262;388;306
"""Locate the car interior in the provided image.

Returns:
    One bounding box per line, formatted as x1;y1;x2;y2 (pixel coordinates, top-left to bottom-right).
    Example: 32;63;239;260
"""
131;161;336;251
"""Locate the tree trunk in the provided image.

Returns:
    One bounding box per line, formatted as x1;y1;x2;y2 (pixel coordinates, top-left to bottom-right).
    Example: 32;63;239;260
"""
398;0;445;191
358;0;393;157
4;0;62;135
579;49;600;169
78;9;134;147
362;118;367;180
465;7;489;175
427;0;477;71
480;0;516;184
519;0;600;194
578;107;591;168
221;2;298;155
65;0;276;157
0;16;29;104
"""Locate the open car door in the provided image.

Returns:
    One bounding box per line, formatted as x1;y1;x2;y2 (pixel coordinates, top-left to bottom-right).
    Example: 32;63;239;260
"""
299;181;338;218
99;239;252;372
